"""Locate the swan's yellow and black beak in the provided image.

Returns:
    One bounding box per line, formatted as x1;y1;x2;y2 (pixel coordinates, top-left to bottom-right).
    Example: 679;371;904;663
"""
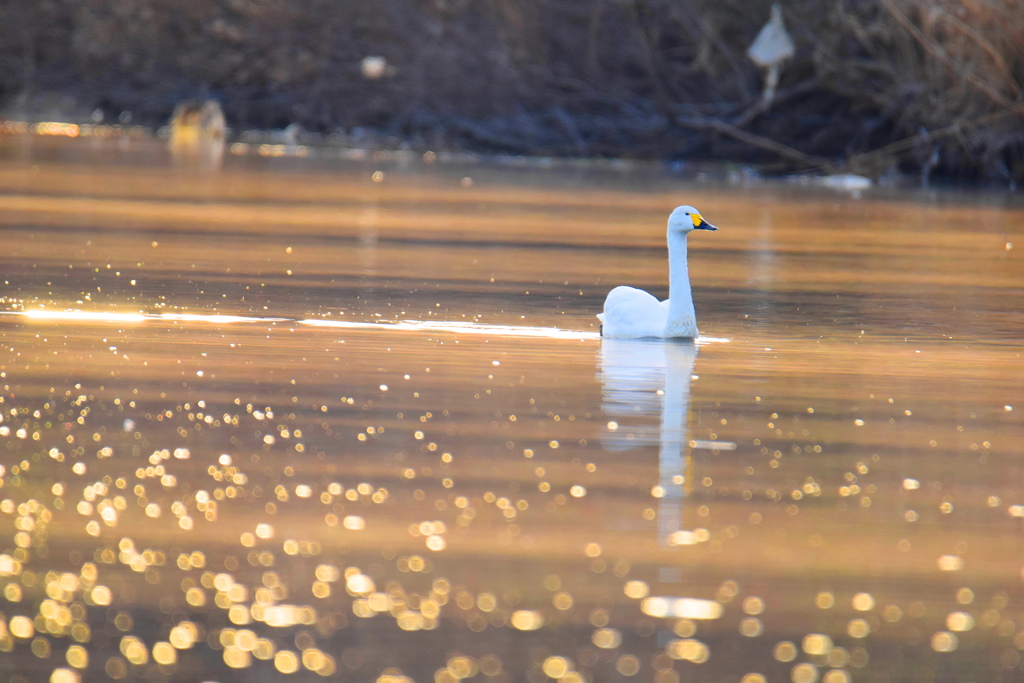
692;214;718;231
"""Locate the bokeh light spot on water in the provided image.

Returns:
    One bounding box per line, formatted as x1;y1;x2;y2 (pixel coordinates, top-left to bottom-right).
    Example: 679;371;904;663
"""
616;654;641;676
9;616;34;639
168;622;199;649
624;580;649;599
931;631;959;652
740;617;764;637
274;650;300;673
946;612;976;632
666;639;709;663
49;669;79;683
814;592;835;609
542;656;572;678
120;636;148;665
743;596;766;615
851;592;875;611
510;610;544;631
152;642;177;665
31;637;51;658
104;657;127;679
803;634;834;656
343;515;367;530
224;646;252;668
791;663;819;683
592;628;622;649
847;619;870;638
938;555;965;571
66;645;88;669
672;619;697;637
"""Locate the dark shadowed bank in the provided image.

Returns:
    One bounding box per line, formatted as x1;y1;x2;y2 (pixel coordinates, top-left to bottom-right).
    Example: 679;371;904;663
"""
1;0;1022;184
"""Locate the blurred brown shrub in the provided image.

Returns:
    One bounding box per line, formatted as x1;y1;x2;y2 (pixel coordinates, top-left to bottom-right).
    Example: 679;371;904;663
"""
0;0;1020;182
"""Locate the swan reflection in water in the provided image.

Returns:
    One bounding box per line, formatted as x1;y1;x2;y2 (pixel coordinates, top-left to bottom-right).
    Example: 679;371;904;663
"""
598;338;701;545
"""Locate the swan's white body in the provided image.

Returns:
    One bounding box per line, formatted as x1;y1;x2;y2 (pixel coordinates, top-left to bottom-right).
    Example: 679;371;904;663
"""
598;205;717;339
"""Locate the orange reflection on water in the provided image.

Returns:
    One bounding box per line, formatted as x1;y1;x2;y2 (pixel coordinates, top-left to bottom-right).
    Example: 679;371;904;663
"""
0;134;1022;683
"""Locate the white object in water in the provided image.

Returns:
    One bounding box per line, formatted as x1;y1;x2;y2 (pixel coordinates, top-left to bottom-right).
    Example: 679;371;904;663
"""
361;56;390;80
598;206;717;339
747;3;795;104
819;174;873;191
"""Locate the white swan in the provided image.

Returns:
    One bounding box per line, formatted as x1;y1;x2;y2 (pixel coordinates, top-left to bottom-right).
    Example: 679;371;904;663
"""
598;205;717;339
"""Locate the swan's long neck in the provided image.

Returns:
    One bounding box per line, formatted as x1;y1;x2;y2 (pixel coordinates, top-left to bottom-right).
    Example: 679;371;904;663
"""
665;230;698;338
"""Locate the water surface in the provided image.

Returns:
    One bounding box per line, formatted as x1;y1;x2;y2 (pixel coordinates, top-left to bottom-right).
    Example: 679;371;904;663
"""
0;135;1022;683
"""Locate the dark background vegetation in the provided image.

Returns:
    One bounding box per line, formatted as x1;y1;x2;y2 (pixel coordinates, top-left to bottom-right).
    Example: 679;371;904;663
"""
1;0;1022;183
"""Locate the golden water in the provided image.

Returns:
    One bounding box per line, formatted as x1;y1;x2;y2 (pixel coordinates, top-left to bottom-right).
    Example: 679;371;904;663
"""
0;135;1022;682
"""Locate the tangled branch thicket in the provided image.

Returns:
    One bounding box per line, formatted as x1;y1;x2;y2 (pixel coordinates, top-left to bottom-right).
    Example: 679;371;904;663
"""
1;0;1021;182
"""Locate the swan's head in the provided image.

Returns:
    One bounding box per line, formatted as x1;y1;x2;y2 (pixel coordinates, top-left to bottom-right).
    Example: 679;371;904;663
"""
668;205;718;234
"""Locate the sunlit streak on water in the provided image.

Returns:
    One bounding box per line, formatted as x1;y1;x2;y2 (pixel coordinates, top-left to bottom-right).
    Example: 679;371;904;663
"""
16;310;288;325
12;309;601;339
19;310;149;323
300;317;600;340
160;313;289;324
641;597;723;619
690;440;737;450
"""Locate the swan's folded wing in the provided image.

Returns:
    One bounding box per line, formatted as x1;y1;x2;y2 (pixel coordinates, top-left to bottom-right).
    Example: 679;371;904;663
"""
599;286;668;338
